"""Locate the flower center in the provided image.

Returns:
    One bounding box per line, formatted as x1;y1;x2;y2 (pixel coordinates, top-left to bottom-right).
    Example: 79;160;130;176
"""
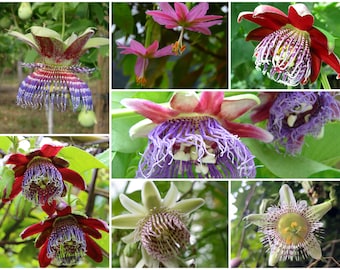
22;157;64;205
254;24;311;86
277;212;309;245
285;101;319;128
48;215;86;266
139;208;190;263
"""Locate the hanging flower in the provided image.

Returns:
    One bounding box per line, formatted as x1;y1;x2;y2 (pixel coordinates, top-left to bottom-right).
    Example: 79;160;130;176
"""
20;204;109;267
9;26;108;111
3;144;85;214
117;40;174;86
238;4;340;86
121;92;273;178
244;184;333;266
146;3;223;54
112;181;205;267
251;92;340;154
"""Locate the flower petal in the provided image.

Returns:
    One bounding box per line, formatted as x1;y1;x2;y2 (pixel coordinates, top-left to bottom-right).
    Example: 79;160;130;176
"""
306;235;322;260
129;119;157;139
245;27;275;41
288;4;314;31
194;91;224;115
145;40;159;56
85;235;103;262
243;213;266;227
38;241;52;267
187;2;209;21
40;144;63;157
121;98;179;124
121;231;138;243
169;92;200;113
59;167;86;190
162;182;179;208
112;214;142;229
153;44;174;58
119;193;147;215
77;216;109;232
6;153;29;166
268;249;280;266
174;2;189;21
309;200;332;220
279;184;296;206
219;94;260;121
142;181;162;210
171;198;204;214
20;221;52;239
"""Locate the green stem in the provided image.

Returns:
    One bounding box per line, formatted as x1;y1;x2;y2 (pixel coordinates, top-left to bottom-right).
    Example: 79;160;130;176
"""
320;72;331;89
61;3;65;40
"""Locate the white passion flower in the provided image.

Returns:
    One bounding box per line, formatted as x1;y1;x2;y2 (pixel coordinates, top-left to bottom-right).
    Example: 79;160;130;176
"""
112;181;205;267
244;184;333;266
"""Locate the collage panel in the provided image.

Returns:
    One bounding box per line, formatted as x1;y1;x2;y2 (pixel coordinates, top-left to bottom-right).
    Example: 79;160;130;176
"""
0;2;109;134
112;2;227;89
231;2;340;89
230;180;340;267
0;135;110;267
111;180;228;267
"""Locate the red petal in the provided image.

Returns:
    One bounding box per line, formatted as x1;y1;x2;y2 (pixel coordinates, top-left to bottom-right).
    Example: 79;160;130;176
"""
77;216;109;232
246;27;275;41
250;92;278;123
222;120;273;143
194;92;224;115
40;144;63;158
20;220;53;239
35;227;53;248
310;53;322;83
42;201;57;216
311;43;340;78
2;176;23;202
38;241;52;267
6;153;29;166
121;98;179;124
63;29;95;62
32;35;65;60
238;5;288;31
59;168;86;190
85;235;103;262
288;4;314;31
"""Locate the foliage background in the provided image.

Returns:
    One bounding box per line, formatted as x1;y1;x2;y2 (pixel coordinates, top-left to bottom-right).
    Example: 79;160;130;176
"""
0;136;110;267
111;91;340;179
111;180;228;267
112;3;227;89
231;180;340;267
0;2;109;133
231;2;340;89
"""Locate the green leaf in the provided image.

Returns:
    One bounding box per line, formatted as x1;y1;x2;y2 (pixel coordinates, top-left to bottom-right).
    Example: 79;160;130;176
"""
84;37;109;49
96;149;110;168
0;166;14;199
244;139;340;178
58;146;107;175
0;136;12;152
113;3;134;34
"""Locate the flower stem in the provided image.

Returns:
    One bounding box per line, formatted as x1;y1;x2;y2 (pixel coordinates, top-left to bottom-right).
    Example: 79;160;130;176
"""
320;72;331;89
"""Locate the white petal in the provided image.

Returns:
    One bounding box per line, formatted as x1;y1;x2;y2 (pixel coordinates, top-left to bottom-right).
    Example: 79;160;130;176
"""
279;184;296;206
112;214;142;229
268;249;280;266
171;198;205;214
243;213;266;227
306;235;322;260
121;231;139;244
120;194;147;215
142;181;162;210
309;200;332;220
129;118;157;139
162;182;179;208
141;247;160;268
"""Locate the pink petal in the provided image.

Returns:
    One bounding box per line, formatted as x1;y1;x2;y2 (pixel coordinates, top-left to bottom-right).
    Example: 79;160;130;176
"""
250;93;278;123
174;2;189;21
186;20;223;35
169;92;200;113
130;40;147;56
187;2;209;21
159;2;178;19
135;57;148;78
288;4;314;31
145;40;159;56
222;120;274;143
194;92;224;115
146;10;178;27
153;44;175;58
121;98;179;124
218;97;258;121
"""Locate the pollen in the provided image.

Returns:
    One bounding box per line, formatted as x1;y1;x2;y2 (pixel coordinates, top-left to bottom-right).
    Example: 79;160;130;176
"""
277;212;309;245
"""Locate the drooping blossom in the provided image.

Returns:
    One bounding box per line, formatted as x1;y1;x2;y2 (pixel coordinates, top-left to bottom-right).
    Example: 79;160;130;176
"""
244;184;333;266
146;3;223;54
121;92;273;178
21;204;109;267
112;181;204;267
117;40;174;86
3;144;85;214
238;4;340;86
10;26;108;111
251;92;340;154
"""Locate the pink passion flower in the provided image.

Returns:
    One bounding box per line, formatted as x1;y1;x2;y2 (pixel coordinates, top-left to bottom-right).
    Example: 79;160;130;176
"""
122;92;273;178
3;144;85;214
238;4;340;86
146;2;223;54
117;40;174;86
9;26;108;111
20;205;109;267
